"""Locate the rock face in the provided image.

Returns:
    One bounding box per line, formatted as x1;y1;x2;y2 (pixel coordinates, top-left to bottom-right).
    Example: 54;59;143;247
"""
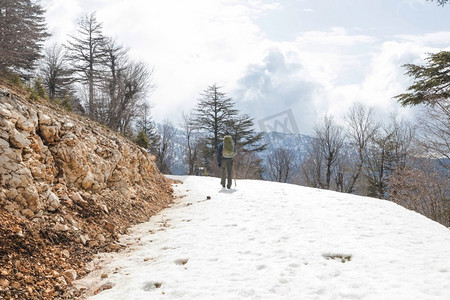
0;86;173;299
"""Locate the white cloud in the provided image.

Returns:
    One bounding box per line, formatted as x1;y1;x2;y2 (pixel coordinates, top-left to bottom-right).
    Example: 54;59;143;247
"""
92;0;277;120
235;26;450;133
41;0;450;134
42;0;82;43
396;32;450;46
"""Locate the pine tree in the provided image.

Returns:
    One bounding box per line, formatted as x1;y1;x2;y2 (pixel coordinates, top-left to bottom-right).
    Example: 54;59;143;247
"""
135;130;150;149
396;51;450;169
427;0;448;5
66;12;106;119
135;103;160;155
0;0;49;78
225;113;266;152
225;113;266;179
193;84;238;157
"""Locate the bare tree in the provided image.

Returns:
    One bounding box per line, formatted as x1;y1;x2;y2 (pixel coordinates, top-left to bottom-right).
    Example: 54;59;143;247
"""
99;37;127;127
156;121;176;174
233;146;264;180
39;43;75;101
389;158;449;227
267;147;297;183
301;137;323;188
181;112;200;175
300;115;345;190
109;60;151;133
364;114;414;198
416;105;450;170
344;103;379;193
316;115;345;189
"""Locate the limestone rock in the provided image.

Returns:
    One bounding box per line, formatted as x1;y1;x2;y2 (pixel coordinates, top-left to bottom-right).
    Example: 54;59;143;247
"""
54;223;69;232
47;191;61;212
21;209;34;219
9;128;30;149
38;112;52;125
81;171;94;190
39;125;59;143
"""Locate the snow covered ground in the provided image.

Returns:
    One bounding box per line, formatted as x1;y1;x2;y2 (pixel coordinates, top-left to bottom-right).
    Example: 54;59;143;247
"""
75;176;450;299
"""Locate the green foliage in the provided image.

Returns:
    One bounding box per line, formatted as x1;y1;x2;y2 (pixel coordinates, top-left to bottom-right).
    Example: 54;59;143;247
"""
0;0;49;77
26;77;49;102
396;51;450;107
427;0;449;6
8;74;24;89
135;130;150;149
135;104;160;154
225;114;266;153
33;77;48;99
194;84;238;152
52;98;73;111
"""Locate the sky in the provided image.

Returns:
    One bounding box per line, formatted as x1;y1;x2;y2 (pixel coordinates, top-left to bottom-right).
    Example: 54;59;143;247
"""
41;0;450;134
75;176;450;299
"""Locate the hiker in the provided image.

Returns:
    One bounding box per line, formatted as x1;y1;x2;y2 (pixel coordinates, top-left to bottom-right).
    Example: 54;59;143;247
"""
217;135;236;189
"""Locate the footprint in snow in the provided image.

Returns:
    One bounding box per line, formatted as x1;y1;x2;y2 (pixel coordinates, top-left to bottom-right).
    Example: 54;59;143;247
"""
142;281;162;291
174;258;189;265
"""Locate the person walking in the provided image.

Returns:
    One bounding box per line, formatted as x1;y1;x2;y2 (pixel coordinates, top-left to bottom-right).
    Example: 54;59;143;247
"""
217;135;236;189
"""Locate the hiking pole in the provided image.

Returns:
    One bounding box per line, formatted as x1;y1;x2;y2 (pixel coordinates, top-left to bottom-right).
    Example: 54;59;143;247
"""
233;159;237;187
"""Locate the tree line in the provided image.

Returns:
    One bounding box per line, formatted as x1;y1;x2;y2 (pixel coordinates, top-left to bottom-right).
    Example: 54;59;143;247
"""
267;52;449;226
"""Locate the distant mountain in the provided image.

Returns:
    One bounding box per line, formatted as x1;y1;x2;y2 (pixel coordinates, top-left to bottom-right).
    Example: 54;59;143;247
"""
258;131;313;160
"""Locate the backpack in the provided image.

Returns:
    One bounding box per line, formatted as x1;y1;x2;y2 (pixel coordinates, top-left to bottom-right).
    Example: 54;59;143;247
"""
222;135;235;158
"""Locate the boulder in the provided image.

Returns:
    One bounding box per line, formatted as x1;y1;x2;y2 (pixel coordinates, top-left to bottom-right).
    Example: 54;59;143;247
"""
47;191;61;212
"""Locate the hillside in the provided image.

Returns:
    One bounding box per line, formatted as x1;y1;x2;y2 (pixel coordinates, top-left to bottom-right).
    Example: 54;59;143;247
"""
0;85;174;299
76;176;450;299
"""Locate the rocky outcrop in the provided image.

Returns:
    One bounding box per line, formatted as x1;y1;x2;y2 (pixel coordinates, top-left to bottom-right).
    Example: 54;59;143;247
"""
0;86;173;299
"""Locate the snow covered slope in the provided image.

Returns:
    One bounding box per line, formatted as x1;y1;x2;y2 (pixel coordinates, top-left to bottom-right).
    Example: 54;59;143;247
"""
75;176;450;299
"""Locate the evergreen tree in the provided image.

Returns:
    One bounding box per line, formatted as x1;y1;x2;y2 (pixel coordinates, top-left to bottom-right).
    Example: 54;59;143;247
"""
155;121;175;174
225;113;266;179
66;12;106;119
396;51;450;169
225;113;266;152
135;103;160;155
427;0;448;5
135;130;150;149
193;84;238;157
0;0;49;78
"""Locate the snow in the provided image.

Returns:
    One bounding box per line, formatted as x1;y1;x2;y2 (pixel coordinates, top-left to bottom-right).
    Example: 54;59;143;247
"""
75;176;450;299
